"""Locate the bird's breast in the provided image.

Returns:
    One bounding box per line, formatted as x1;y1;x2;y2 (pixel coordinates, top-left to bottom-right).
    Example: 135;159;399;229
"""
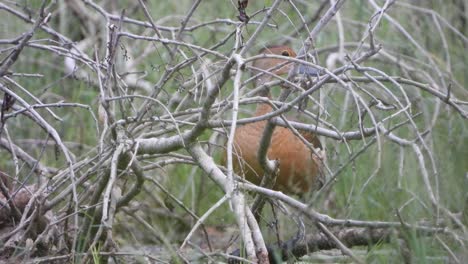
230;121;323;194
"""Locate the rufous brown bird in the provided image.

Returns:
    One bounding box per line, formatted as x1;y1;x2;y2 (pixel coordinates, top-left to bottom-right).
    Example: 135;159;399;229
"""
225;46;325;195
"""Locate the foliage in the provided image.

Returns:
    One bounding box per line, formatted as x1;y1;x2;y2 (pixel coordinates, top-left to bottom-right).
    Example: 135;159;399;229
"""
0;0;466;263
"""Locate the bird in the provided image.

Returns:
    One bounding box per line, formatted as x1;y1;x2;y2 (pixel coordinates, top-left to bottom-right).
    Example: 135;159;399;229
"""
224;45;325;195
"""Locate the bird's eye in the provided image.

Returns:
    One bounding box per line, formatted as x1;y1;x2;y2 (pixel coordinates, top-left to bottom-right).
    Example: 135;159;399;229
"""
281;50;290;56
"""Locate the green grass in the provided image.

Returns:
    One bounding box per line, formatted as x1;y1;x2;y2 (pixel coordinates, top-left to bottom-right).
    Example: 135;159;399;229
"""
0;0;466;262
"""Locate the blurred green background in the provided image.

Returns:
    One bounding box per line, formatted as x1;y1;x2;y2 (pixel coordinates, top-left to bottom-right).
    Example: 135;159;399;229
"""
0;0;467;262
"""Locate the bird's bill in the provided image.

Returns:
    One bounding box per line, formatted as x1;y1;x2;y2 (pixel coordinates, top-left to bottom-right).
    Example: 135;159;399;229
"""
297;64;320;76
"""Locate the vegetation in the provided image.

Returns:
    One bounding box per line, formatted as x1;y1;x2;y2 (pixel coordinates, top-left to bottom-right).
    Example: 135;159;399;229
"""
0;0;466;263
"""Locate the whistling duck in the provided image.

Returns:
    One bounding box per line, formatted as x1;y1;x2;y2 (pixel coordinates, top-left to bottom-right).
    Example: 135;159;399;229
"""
226;46;325;195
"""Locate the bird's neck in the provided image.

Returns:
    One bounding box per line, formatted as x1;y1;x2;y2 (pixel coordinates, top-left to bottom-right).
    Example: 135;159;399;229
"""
255;73;273;116
255;102;273;116
254;87;273;116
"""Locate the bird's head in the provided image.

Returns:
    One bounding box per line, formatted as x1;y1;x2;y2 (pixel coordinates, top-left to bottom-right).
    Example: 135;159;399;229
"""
252;46;296;76
251;45;319;85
